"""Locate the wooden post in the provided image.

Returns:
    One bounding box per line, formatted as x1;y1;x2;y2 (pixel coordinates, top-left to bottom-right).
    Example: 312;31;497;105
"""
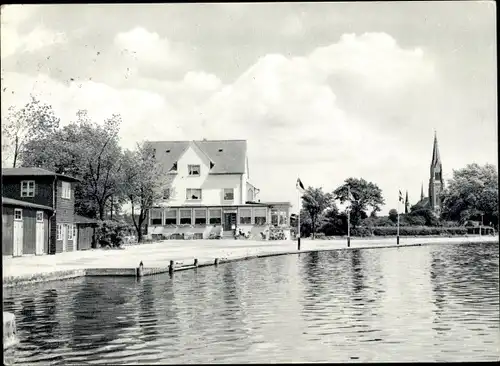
136;261;144;277
194;258;198;267
214;258;219;266
169;260;175;274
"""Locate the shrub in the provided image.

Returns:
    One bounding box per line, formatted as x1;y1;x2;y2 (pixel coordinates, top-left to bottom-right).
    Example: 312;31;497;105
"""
96;219;133;247
350;227;373;237
371;226;467;236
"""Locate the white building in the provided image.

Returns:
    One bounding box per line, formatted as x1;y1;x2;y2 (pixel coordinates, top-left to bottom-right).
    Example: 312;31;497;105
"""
146;139;292;240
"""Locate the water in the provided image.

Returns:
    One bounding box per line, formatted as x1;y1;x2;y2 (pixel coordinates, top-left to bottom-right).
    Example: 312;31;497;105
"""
3;242;499;363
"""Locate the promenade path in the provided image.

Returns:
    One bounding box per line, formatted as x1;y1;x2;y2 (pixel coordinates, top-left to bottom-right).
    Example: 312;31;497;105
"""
3;235;498;283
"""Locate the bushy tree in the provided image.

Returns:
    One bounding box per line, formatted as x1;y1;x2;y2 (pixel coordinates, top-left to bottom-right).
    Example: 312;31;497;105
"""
441;163;498;227
301;187;334;239
334;177;385;228
388;209;398;223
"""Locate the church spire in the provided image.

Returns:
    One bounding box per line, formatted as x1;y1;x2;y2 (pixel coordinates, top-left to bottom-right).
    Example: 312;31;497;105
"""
431;130;441;167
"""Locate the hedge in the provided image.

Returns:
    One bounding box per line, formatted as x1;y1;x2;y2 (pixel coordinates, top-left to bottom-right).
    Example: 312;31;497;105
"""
371;226;467;236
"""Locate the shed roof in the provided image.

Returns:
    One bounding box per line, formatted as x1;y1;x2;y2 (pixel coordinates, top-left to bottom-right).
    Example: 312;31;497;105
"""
147;140;247;174
2;167;80;182
74;215;98;225
2;197;53;211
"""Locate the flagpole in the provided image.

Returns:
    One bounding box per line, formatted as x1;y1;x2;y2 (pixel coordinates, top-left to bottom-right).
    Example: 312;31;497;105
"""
397;191;400;245
347;186;351;248
297;186;301;251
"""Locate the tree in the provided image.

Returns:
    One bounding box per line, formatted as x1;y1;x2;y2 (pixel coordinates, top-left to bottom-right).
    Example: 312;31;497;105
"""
441;163;498;227
319;205;345;236
2;95;60;167
301;187;334;239
388;209;398;223
121;142;175;242
21;110;126;219
334;178;385;228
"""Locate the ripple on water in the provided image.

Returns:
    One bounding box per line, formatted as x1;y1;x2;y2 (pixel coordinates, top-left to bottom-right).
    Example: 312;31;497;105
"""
3;242;499;363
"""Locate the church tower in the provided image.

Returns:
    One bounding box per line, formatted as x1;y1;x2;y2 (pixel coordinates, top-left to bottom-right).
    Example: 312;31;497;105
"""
428;132;444;215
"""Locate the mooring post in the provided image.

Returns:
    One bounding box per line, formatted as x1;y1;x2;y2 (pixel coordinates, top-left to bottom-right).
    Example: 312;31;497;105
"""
214;258;219;266
397;235;400;245
347;237;351;248
194;258;198;267
297;237;301;251
169;260;175;274
136;261;144;277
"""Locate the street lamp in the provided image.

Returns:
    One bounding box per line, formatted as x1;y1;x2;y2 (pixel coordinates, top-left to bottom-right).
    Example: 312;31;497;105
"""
480;213;484;236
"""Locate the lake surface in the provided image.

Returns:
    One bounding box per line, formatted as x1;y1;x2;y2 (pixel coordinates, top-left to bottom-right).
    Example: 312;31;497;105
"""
3;242;499;363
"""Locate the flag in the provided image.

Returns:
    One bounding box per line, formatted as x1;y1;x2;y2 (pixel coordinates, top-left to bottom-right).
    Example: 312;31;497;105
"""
399;190;404;203
296;178;305;193
348;186;355;201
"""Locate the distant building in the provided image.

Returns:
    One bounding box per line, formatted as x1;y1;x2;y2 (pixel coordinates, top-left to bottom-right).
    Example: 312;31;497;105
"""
146;139;292;240
414;132;445;216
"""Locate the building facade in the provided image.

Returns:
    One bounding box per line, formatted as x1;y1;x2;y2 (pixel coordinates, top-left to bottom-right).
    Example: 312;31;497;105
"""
146;140;292;240
2;167;81;256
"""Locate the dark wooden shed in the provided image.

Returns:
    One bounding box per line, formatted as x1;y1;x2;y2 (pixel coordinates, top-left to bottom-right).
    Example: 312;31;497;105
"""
75;215;98;251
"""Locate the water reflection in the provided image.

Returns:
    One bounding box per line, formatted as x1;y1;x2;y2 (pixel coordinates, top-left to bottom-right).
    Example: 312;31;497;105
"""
3;242;499;364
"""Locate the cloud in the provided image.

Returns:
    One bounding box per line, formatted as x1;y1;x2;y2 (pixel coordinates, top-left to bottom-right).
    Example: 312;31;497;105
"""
113;26;188;71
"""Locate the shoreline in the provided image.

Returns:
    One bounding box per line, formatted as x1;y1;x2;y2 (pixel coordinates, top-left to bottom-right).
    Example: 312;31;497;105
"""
3;236;498;288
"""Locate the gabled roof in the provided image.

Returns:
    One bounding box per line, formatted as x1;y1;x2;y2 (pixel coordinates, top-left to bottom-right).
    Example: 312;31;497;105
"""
2;197;53;211
1;167;80;182
147;140;247;174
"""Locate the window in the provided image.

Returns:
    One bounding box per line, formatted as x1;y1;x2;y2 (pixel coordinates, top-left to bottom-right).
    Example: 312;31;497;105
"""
247;188;254;202
36;211;43;222
186;189;202;200
73;225;77;238
209;208;222;225
20;181;35;197
14;209;23;221
239;208;252;224
61;181;71;199
67;224;73;240
57;224;63;240
163;188;171;200
180;209;192;225
150;209;162;225
194;209;207;225
223;188;234;201
164;209;177;225
271;209;279;226
254;208;267;225
188;165;201;176
279;210;288;225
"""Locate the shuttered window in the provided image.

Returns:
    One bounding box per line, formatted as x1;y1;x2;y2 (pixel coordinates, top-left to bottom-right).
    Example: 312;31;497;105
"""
180;209;192;224
194;209;207;225
239;208;252;224
254;208;267;225
209;209;222;225
164;209;177;225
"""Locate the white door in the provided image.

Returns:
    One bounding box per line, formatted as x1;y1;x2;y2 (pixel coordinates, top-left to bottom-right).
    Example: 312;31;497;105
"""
35;211;44;255
73;225;78;251
13;209;23;257
62;224;68;252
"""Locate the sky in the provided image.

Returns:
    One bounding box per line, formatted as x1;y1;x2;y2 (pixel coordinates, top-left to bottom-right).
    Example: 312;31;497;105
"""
1;2;497;214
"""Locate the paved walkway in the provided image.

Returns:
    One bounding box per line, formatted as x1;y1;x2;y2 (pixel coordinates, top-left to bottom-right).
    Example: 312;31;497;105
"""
3;236;498;282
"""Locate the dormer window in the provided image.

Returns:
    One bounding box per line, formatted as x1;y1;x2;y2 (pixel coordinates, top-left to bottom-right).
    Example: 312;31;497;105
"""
218;148;223;152
188;165;200;176
166;149;171;153
20;181;35;197
170;162;178;172
163;188;171;200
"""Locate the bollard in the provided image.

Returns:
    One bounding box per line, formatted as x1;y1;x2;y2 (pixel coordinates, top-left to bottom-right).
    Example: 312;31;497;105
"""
347;237;351;248
297;237;301;251
214;258;219;266
169;260;175;275
136;261;144;277
194;258;198;267
397;236;400;245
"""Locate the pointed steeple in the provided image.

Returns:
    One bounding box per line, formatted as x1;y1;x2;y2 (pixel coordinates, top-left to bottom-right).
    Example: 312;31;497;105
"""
431;130;441;167
405;190;409;214
420;182;424;201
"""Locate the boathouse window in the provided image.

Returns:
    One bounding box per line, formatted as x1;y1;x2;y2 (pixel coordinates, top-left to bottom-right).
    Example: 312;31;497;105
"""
254;208;267;225
188;165;201;176
194;209;207;225
20;180;35;197
14;208;23;221
209;208;222;225
223;188;234;201
150;210;162;225
180;209;192;225
271;209;279;226
239;208;252;224
164;209;177;225
57;224;63;240
186;189;202;200
61;181;71;199
67;224;74;240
